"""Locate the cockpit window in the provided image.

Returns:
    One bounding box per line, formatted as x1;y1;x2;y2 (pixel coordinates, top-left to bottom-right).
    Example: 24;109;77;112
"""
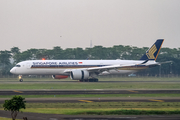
15;64;21;67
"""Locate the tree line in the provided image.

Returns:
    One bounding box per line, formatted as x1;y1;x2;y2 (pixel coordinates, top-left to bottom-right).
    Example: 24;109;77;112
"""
0;45;179;76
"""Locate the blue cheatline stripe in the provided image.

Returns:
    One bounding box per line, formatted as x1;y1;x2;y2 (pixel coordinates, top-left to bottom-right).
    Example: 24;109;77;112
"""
31;65;108;68
30;65;148;70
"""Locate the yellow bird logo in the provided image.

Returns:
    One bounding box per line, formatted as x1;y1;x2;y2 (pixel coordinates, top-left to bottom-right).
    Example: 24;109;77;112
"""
146;45;157;59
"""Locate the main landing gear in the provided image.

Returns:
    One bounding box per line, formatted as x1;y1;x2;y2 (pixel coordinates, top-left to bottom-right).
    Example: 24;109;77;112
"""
79;78;98;82
19;75;23;82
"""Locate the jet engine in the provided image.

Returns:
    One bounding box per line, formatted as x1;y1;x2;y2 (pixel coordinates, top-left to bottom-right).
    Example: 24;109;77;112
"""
52;75;68;79
70;70;89;80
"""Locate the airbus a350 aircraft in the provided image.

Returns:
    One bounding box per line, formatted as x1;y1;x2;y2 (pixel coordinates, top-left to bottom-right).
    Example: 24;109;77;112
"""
10;39;169;82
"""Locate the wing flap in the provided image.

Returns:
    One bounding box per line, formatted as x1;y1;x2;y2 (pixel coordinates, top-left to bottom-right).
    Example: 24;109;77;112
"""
87;64;135;72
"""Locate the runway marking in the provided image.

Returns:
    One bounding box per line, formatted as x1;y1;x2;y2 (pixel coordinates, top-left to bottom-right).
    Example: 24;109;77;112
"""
149;99;164;102
127;90;138;93
13;90;23;93
79;100;93;103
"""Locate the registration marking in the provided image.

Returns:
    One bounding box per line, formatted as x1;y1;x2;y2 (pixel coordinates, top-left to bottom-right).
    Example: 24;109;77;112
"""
13;90;23;93
79;100;93;102
127;90;138;93
149;99;164;102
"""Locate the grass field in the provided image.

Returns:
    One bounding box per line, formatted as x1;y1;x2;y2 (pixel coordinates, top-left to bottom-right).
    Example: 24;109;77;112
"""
1;83;180;89
22;108;180;115
1;77;180;115
0;117;21;120
0;77;180;89
15;102;180;109
1;76;180;81
1;102;180;115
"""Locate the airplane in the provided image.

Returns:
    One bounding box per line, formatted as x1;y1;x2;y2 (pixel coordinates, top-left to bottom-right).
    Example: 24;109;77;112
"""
10;39;170;82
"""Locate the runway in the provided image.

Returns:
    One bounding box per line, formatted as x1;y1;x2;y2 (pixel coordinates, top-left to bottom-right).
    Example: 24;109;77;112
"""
1;89;180;120
0;89;180;95
1;88;180;119
1;97;180;103
1;110;180;120
1;80;180;83
0;89;180;103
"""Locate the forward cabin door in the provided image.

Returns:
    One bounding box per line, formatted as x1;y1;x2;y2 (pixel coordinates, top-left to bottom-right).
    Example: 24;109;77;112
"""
26;62;31;69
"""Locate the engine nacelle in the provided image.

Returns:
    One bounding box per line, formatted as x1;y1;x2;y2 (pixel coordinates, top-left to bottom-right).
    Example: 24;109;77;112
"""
70;70;89;80
52;75;68;79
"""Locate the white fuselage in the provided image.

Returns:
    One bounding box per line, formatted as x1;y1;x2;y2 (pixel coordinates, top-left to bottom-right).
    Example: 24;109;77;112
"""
10;39;164;81
10;59;151;76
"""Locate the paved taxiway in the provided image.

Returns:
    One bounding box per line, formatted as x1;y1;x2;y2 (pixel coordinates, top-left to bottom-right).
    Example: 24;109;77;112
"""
1;97;180;103
1;89;180;95
0;89;180;103
1;81;180;119
2;80;180;83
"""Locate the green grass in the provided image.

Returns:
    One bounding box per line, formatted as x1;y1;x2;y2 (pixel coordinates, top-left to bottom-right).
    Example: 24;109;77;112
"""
21;108;180;115
1;77;180;81
1;102;180;115
2;108;180;115
0;117;21;120
0;77;180;89
25;102;180;109
18;102;180;115
1;77;180;115
0;83;180;89
70;109;180;115
1;102;180;109
0;93;180;98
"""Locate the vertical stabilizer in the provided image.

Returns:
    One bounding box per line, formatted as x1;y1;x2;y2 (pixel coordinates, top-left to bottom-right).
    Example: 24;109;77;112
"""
140;39;164;61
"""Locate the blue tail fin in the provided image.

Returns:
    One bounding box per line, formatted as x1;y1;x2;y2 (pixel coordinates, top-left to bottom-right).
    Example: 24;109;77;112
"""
140;39;164;61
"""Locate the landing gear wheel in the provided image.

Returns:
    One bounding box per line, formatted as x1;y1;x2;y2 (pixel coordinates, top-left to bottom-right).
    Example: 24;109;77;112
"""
18;75;23;82
19;79;23;82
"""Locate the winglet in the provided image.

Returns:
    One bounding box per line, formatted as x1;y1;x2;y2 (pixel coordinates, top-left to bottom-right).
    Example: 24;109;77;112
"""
140;39;164;61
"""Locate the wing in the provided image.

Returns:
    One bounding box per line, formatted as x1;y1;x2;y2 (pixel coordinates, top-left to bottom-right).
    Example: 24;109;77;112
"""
64;60;150;74
63;60;172;75
87;63;137;73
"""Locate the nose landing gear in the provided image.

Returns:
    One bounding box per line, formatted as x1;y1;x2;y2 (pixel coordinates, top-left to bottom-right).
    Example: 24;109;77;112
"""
19;75;23;82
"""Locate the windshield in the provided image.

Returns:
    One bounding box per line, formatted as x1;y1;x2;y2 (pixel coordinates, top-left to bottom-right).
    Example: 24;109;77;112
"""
15;64;21;67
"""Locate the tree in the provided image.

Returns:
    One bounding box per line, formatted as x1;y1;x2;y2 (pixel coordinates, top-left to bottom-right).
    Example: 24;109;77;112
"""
6;44;180;76
26;48;38;60
64;48;75;59
3;95;26;120
35;49;52;60
74;47;87;59
11;47;20;55
0;50;12;75
19;51;32;61
0;50;12;65
11;47;21;64
52;46;63;59
90;46;107;59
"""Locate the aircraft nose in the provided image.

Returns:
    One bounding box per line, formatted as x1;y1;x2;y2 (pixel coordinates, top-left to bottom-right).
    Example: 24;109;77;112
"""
10;68;16;74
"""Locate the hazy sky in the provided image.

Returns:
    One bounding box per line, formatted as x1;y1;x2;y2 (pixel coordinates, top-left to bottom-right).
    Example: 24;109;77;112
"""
0;0;180;51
